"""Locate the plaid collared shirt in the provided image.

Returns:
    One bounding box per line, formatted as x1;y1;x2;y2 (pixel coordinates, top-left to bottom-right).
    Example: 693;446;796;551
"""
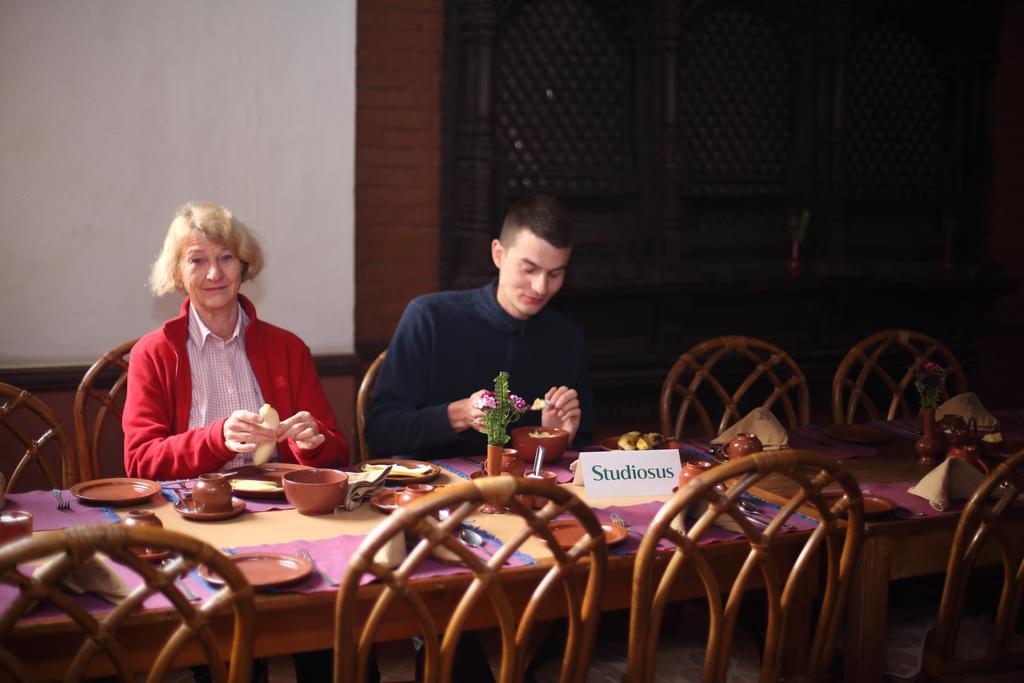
186;303;277;470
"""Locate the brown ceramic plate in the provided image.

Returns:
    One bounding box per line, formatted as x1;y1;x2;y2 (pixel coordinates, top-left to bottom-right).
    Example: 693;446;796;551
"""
822;493;898;518
70;478;162;506
227;463;311;498
229;478;285;499
368;486;450;515
198;552;313;589
546;519;628;550
174;496;247;521
821;424;892;445
134;548;170;562
369;489;400;515
359;459;441;484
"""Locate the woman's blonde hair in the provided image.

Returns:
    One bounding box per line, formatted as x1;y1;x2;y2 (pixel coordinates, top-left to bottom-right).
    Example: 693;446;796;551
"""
149;202;265;296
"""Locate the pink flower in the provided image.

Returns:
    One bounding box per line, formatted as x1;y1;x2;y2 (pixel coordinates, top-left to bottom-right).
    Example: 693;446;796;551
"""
510;394;527;412
921;362;943;374
473;391;497;410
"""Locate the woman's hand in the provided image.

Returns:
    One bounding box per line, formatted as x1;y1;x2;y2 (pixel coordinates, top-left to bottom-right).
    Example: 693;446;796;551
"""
223;410;278;454
542;386;581;442
278;411;325;451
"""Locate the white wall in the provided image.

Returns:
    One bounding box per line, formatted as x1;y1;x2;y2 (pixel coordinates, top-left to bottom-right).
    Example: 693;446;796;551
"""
0;0;355;367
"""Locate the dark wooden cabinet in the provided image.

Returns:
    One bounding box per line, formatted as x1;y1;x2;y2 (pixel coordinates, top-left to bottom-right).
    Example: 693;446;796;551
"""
441;0;1012;425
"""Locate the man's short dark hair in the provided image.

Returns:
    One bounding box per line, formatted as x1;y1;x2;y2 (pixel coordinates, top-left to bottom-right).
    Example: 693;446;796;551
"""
499;194;573;248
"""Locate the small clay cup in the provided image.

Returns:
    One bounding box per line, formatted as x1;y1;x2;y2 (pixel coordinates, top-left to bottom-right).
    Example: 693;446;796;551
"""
282;468;349;515
678;459;715;488
724;433;763;459
193;473;233;514
398;484;436;507
525;470;558;509
0;511;33;545
510;426;570;464
124;509;164;555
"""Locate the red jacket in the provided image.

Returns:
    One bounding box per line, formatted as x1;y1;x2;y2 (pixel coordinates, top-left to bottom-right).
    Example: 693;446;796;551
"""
123;296;349;479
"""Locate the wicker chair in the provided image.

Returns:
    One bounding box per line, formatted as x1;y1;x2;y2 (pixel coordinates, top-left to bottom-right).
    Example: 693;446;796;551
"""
333;476;607;683
73;338;137;481
0;524;255;682
355;350;386;462
0;381;76;491
660;336;811;438
831;329;968;425
627;450;863;682
914;449;1024;679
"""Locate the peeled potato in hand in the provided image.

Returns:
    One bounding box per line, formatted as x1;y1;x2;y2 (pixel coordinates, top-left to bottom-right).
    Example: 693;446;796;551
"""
252;403;280;465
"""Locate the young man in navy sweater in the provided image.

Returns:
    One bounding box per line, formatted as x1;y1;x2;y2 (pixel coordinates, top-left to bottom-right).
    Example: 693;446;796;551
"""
367;192;594;460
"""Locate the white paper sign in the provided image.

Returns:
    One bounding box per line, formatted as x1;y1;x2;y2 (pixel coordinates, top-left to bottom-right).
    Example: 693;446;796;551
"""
580;450;680;499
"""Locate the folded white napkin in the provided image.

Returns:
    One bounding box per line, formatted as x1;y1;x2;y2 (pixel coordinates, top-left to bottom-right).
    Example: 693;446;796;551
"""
33;554;131;605
936;393;998;429
908;458;986;511
342;465;392;511
710;407;789;450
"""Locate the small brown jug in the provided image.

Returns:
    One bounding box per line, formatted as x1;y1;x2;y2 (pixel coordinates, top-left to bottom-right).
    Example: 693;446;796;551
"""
398;484;435;507
724;433;763;459
193;473;233;514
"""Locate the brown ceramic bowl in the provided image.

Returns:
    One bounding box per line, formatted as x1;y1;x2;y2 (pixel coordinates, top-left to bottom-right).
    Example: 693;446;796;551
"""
510;426;570;464
0;511;32;545
282;468;349;515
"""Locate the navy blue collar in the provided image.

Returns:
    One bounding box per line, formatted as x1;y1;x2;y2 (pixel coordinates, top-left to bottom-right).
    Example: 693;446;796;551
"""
472;280;534;335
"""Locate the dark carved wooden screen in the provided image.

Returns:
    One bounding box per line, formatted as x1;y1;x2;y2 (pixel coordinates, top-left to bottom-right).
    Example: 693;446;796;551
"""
442;0;1009;425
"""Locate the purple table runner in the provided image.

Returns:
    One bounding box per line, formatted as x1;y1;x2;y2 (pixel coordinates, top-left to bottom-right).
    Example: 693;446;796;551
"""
4;491;120;530
435;454;576;484
160;482;295;513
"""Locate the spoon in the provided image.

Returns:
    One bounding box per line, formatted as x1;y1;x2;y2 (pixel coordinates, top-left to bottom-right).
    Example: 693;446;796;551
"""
532;445;546;477
458;527;493;556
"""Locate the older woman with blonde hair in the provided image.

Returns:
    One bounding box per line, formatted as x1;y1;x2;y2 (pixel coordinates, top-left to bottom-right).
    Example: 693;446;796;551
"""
123;202;349;480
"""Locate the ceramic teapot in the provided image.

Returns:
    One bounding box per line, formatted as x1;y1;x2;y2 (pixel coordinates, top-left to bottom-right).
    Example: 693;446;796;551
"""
724;433;763;459
937;415;970;445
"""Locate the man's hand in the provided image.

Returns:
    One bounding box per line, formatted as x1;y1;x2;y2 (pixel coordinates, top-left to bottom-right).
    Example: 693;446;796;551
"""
223;409;277;454
278;411;326;451
542;386;581;442
448;389;488;433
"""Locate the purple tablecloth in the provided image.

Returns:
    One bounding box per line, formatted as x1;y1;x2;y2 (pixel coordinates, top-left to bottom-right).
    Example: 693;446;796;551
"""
4;491;121;530
435;453;575;484
160;482;295;513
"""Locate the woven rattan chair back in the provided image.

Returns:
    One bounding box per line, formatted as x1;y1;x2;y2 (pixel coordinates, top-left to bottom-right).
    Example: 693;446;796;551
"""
355;350;386;463
0;382;76;491
627;450;864;683
922;448;1024;678
0;524;255;683
73;339;137;481
832;329;968;424
334;476;607;683
659;336;811;438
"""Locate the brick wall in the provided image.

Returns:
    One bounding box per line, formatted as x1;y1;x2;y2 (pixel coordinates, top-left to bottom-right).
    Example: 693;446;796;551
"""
355;0;444;354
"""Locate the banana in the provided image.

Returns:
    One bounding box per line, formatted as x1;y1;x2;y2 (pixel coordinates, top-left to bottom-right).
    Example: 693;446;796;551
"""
635;436;651;450
252;403;280;465
617;431;641;451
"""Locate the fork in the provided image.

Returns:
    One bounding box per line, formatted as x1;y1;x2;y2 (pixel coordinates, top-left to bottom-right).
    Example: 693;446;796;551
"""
299;548;339;588
609;512;644;539
50;488;71;511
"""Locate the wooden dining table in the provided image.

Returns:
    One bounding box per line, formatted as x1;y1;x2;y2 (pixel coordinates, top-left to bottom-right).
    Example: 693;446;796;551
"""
750;424;1024;683
5;415;1022;682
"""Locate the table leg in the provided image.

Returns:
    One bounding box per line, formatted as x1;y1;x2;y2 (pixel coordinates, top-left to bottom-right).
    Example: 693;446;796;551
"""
844;534;891;683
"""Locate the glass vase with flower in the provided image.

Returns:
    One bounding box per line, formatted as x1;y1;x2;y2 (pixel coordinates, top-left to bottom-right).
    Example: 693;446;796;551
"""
912;362;947;465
